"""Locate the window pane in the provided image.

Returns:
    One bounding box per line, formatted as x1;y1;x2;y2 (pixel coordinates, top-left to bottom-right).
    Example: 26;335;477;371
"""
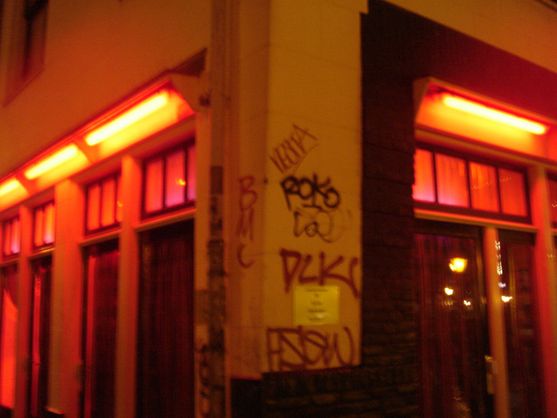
101;178;116;227
165;150;186;208
43;203;55;245
435;153;469;207
12;219;20;255
0;266;18;408
469;162;499;212
3;222;11;256
413;149;435;202
499;169;527;217
116;176;123;223
549;179;557;224
87;184;101;232
145;159;163;213
187;146;196;202
34;209;44;247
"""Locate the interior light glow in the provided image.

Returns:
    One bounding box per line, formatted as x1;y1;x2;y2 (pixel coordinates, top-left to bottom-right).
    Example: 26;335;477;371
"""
0;178;22;197
449;257;468;273
24;144;80;180
501;295;513;303
441;93;548;135
444;287;454;296
85;90;171;146
463;299;472;307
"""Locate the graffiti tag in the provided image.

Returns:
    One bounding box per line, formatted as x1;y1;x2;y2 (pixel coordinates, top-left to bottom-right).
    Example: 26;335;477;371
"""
236;176;257;268
279;248;359;298
266;325;355;371
269;125;319;174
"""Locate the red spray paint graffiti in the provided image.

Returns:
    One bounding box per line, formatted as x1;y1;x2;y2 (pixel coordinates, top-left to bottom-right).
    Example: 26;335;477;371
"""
266;325;355;371
269;125;319;174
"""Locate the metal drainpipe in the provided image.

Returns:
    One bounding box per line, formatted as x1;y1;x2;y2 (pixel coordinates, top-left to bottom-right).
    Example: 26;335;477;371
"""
208;0;232;416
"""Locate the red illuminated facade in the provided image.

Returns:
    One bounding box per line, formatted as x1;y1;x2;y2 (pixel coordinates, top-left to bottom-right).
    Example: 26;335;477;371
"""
1;1;557;418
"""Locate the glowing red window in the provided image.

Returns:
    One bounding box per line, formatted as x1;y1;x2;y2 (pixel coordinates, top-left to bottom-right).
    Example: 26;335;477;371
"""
469;162;499;212
414;146;529;221
499;169;527;217
413;149;435;202
85;174;122;234
2;217;20;258
143;142;195;217
435;153;469;207
33;201;55;248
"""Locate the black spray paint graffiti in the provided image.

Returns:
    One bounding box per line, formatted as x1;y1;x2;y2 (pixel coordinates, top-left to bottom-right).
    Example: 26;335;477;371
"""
269;124;319;174
280;174;347;242
266;325;355;371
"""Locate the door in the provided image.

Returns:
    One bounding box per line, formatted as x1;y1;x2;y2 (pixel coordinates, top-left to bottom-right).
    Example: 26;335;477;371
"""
28;257;51;418
498;231;544;418
81;241;119;418
137;221;194;418
415;221;492;418
0;265;17;416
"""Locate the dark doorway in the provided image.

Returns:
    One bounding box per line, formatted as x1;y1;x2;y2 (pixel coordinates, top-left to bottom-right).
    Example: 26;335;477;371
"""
414;221;492;418
499;231;544;418
137;221;194;418
81;241;119;418
28;256;52;418
0;265;17;417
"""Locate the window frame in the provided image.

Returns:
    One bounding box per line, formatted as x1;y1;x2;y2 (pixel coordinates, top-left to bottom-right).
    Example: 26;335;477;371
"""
141;140;195;219
546;173;557;228
4;0;49;102
414;143;531;223
84;172;122;236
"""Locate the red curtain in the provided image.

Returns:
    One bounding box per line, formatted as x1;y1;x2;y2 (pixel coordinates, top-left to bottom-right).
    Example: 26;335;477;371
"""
137;222;194;418
0;265;18;413
29;257;51;418
82;241;119;418
500;232;544;418
415;230;490;418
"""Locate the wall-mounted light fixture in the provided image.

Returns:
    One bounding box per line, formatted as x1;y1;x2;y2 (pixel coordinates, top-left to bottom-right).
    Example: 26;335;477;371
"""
24;144;82;180
440;93;548;135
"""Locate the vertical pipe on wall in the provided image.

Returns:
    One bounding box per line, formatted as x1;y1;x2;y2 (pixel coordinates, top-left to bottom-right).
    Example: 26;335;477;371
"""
528;166;557;418
483;226;510;418
208;0;234;416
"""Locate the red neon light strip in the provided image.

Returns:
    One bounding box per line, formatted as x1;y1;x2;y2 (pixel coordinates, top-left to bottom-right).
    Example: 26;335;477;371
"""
84;90;173;146
441;93;548;135
24;144;81;180
0;178;22;197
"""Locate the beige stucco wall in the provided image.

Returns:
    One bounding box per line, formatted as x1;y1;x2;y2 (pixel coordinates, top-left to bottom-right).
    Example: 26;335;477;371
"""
0;0;210;175
228;0;366;378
